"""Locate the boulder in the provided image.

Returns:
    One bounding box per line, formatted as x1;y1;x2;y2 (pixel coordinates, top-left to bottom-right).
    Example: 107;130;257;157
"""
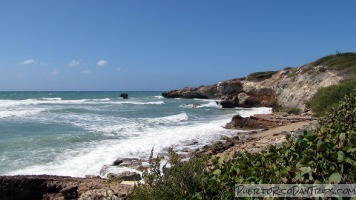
220;95;238;108
113;159;123;166
107;171;141;182
120;93;128;99
225;115;270;129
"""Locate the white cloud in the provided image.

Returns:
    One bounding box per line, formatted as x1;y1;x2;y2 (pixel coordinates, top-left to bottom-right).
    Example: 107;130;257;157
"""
19;59;35;65
68;59;82;67
82;70;91;74
51;69;59;76
97;60;108;67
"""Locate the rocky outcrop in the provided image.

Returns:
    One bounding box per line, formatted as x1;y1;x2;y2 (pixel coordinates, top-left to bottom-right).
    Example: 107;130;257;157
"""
107;171;141;182
162;85;218;99
120;93;128;99
225;112;317;130
0;175;133;200
162;54;348;109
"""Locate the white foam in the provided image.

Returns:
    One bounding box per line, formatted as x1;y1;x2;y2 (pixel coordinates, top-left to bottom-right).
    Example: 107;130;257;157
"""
4;106;272;177
0;98;116;108
41;97;62;101
0;108;46;119
112;101;164;105
0;99;39;107
146;112;188;124
198;101;221;108
0;155;7;162
146;101;165;105
62;113;188;136
7;118;232;177
236;107;272;117
154;96;164;99
95;98;111;101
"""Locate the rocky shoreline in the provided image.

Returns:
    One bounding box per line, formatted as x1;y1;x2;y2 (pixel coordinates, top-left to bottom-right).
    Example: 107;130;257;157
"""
162;62;344;110
0;175;132;200
0;112;318;200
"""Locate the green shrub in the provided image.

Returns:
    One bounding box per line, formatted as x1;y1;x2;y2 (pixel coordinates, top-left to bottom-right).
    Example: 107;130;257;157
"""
283;67;293;70
272;105;302;114
247;71;278;77
306;79;356;116
127;148;208;200
318;66;326;72
200;91;355;198
246;71;278;81
312;52;356;75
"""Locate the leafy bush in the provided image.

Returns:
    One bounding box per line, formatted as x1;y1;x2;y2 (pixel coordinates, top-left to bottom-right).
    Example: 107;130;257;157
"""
306;79;356;116
272;105;302;114
127;148;208;200
246;71;278;81
200;90;355;198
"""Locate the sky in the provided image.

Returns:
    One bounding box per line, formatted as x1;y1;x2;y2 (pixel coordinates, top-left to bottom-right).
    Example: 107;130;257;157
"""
1;0;356;91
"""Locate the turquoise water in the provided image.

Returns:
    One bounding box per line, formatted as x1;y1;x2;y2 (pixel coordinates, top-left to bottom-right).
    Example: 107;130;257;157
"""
0;91;271;177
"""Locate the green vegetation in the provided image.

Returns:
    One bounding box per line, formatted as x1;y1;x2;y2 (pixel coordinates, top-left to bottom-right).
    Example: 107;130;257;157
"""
246;71;278;81
129;91;355;199
127;148;208;199
283;67;294;70
248;71;278;77
306;79;356;116
287;70;298;78
312;52;356;76
272;105;302;114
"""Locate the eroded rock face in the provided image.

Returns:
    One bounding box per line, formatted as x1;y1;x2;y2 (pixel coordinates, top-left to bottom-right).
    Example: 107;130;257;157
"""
162;85;217;99
162;62;344;109
217;79;243;95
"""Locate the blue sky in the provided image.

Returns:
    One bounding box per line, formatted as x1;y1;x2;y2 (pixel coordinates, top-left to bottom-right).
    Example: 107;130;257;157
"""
1;1;356;91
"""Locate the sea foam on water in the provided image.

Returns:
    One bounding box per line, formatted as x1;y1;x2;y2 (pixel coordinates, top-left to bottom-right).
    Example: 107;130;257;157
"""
0;92;271;177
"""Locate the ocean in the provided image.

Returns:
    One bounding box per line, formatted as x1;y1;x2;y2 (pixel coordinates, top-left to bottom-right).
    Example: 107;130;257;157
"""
0;91;271;177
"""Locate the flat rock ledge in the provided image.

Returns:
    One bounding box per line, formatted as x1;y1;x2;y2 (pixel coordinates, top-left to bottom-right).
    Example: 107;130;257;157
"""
0;175;133;200
225;112;316;130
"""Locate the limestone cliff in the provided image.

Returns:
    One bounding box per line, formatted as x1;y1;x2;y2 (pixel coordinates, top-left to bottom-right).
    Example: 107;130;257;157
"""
162;53;355;109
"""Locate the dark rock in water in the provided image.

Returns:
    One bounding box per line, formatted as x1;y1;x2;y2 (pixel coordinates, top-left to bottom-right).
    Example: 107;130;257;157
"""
220;95;238;108
113;159;123;166
188;141;198;145
120;93;128;99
